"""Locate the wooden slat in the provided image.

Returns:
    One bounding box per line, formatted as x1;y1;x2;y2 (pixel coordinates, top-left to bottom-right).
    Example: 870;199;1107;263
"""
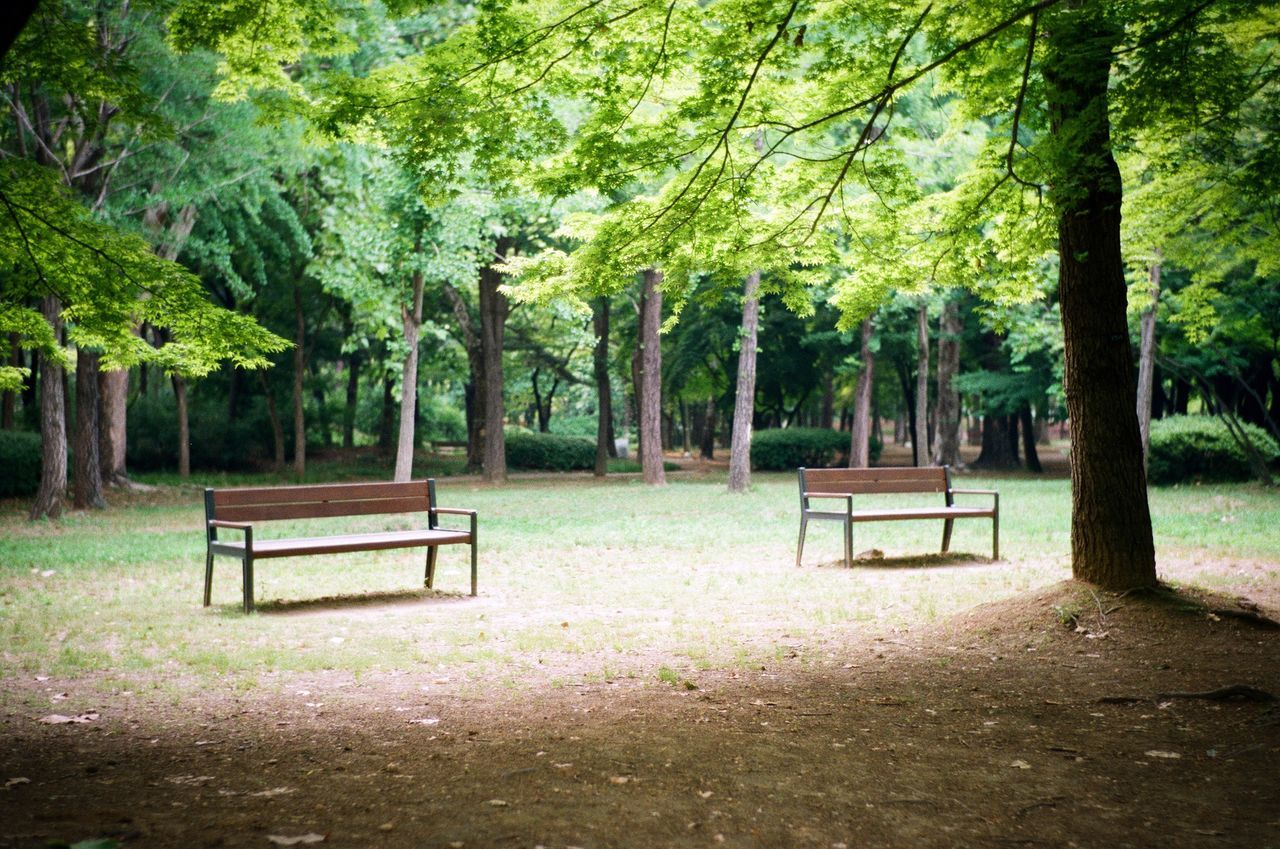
215;529;471;558
804;467;946;482
806;479;947;495
215;495;430;523
212;480;428;508
802;466;947;495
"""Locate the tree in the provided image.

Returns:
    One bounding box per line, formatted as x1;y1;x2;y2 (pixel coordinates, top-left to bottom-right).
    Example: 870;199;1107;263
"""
727;271;761;492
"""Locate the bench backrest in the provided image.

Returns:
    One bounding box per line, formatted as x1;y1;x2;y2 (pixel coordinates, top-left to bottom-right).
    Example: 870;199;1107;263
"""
205;479;439;527
798;467;953;508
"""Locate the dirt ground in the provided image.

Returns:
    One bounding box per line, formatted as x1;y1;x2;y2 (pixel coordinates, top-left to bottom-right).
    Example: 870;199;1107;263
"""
2;578;1278;849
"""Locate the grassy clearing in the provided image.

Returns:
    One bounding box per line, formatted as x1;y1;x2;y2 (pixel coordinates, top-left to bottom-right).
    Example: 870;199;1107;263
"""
1;470;1276;699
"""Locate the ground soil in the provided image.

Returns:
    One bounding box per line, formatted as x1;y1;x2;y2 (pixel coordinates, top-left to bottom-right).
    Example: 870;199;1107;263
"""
2;577;1278;849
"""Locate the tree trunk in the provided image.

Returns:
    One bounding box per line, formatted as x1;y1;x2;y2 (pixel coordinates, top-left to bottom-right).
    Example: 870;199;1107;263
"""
394;267;425;482
849;318;875;467
479;238;513;483
700;396;716;460
593;297;612;477
173;375;190;479
1020;404;1042;473
1136;261;1161;472
639;269;666;485
260;373;285;470
972;414;1019;470
934;296;962;467
1045;7;1155;589
30;296;67;520
98;367;128;486
342;354;359;451
728;270;761;492
442;282;486;472
914;300;931;466
73;349;105;509
292;284;306;478
378;377;395;455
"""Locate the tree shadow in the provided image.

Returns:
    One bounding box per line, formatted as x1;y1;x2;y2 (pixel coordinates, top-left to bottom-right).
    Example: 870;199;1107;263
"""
812;551;992;571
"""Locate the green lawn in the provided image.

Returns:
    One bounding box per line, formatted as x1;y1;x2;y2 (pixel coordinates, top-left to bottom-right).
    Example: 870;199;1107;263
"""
1;471;1277;700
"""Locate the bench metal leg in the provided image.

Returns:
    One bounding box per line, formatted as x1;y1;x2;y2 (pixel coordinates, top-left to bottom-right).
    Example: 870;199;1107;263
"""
242;553;254;614
795;516;808;568
469;515;478;596
425;546;438;589
204;549;215;607
843;519;852;569
992;514;999;560
941;518;954;554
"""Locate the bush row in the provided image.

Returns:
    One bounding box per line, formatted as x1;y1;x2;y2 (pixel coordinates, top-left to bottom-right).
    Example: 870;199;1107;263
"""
1147;415;1279;484
505;431;596;471
0;430;42;497
751;427;868;470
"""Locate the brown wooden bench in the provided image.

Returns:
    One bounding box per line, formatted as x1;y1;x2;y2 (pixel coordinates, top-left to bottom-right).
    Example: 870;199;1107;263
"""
203;479;477;613
796;466;998;568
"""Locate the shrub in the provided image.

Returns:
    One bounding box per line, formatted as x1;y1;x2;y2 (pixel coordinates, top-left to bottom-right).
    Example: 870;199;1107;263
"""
750;427;853;471
418;397;467;443
127;394;274;472
1147;415;1280;485
0;430;42;497
505;431;595;471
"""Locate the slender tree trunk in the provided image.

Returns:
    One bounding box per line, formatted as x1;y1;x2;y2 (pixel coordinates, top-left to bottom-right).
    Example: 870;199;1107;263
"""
442;282;486;472
728;271;761;492
593;297;612;477
700;396;716;460
639;269;666;485
260;373;285;470
292;284;306;478
343;355;359;451
378;377;395;456
914;300;931;466
849;318;875;467
395;267;426;482
479;238;513;482
98;367;128;486
1045;7;1155;589
73;349;105;509
30;296;66;519
1020;404;1042;473
934;296;962;467
173;375;190;479
1136;261;1161;472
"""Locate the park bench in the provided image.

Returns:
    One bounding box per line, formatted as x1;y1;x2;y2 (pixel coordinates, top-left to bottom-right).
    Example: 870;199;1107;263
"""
796;466;998;568
203;479;477;613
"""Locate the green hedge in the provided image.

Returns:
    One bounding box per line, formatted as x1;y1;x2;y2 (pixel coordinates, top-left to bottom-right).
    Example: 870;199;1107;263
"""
751;427;864;471
127;394;274;472
505;431;595;471
0;430;42;497
1147;415;1280;485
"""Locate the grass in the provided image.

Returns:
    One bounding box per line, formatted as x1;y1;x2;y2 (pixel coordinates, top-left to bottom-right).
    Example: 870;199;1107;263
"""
1;469;1277;702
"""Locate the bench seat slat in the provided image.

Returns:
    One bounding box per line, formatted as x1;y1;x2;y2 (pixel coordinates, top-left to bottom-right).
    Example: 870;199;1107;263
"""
805;479;948;495
214;529;470;559
212;481;428;508
805;506;995;521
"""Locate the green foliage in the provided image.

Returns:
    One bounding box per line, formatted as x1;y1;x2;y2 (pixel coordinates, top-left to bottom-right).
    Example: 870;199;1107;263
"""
0;430;43;497
1147;415;1280;485
417;397;467;444
127;395;274;472
751;428;865;472
505;431;594;471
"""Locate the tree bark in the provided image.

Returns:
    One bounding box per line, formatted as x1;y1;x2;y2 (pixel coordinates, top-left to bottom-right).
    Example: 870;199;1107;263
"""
639;269;666;485
73;349;105;509
394;266;426;482
1020;404;1042;473
593;297;612;477
700;396;716;460
442;282;486;473
933;296;963;467
378;377;395;456
173;375;190;479
849;318;875;467
973;413;1019;470
292;284;306;478
914;300;931;466
728;270;761;492
30;296;67;519
98;367;128;486
1044;8;1156;589
479;238;513;483
1136;261;1161;472
342;354;359;451
260;373;285;470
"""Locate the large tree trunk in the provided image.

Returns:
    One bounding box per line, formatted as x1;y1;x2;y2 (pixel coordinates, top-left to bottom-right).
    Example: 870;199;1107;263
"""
593;297;613;477
849;318;875;467
479;238;513;483
728;271;761;492
972;414;1019;470
173;375;190;479
98;367;128;487
700;396;716;460
1136;261;1161;472
1045;8;1156;589
73;349;105;509
639;269;666;485
394;267;426;482
30;296;67;520
913;300;931;466
1020;404;1042;473
933;296;962;467
292;284;306;478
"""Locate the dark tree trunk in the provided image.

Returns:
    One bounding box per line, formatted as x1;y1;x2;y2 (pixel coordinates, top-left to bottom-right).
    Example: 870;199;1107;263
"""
700;396;716;460
442;283;486;473
260;373;285;470
850;318;875;467
972;414;1019;470
728;270;761;492
479;238;513;482
1044;6;1155;588
1020;404;1042;473
896;361;918;465
914;300;931;466
593;297;612;477
639;269;666;485
292;284;306;478
173;375;190;479
343;354;359;451
30;297;67;519
73;349;105;509
379;377;395;456
934;296;962;467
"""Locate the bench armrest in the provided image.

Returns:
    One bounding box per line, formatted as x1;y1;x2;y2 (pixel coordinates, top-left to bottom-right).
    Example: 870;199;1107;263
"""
432;507;476;517
802;493;853;513
950;488;997;496
208;519;252;531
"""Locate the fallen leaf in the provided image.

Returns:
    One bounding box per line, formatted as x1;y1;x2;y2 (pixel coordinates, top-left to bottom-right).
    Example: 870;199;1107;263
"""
609;775;630;785
267;834;326;845
38;712;98;725
250;786;296;797
486;799;509;807
40;570;55;577
52;693;68;701
1010;760;1032;769
4;777;31;789
698;790;714;799
1144;750;1181;759
409;718;440;726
